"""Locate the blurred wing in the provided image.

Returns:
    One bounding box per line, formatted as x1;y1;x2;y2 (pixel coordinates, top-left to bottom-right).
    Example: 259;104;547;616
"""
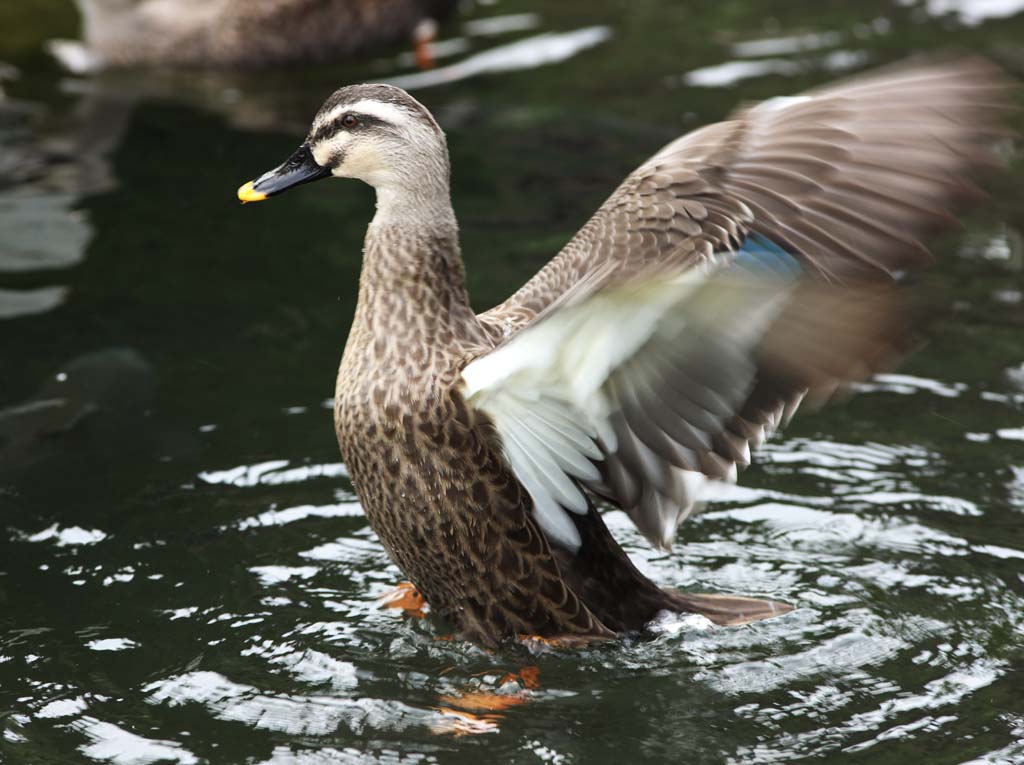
462;268;903;551
479;58;1011;336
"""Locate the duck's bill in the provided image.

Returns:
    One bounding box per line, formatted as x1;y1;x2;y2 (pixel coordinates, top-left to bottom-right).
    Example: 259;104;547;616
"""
237;143;330;203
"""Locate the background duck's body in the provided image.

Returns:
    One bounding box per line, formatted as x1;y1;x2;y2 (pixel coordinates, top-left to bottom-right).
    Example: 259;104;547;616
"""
66;0;454;69
240;64;1011;647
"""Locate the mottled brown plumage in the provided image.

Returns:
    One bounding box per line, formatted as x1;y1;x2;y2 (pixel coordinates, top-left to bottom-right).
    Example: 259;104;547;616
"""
334;225;613;645
239;61;1014;646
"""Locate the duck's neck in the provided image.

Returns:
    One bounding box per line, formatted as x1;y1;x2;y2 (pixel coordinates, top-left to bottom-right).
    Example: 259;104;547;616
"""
348;186;481;357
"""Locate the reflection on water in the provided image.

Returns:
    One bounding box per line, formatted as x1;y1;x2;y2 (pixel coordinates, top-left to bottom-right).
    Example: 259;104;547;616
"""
901;0;1024;25
0;104;78;317
683;50;869;88
7;368;1022;760
0;194;90;272
388;26;613;90
0;284;68;318
0;73;137;318
681;17;889;88
73;716;200;765
2;0;1024;763
730;31;844;58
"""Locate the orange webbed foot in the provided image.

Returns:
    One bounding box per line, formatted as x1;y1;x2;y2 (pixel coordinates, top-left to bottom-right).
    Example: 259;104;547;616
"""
411;18;438;70
498;665;540;691
377;581;428;618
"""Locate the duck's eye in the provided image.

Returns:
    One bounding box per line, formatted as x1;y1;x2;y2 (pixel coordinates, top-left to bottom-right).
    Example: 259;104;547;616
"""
341;114;359;129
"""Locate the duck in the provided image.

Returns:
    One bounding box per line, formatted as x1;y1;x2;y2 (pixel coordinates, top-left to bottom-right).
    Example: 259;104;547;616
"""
237;59;1011;648
49;0;455;71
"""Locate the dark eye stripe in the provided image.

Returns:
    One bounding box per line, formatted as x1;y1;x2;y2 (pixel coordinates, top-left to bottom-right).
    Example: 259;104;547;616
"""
309;113;390;145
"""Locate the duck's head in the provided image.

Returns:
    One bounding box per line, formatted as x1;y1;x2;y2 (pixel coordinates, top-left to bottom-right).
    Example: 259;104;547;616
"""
237;84;448;204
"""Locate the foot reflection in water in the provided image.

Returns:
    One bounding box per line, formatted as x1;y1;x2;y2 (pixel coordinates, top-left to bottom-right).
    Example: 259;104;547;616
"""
433;666;540;736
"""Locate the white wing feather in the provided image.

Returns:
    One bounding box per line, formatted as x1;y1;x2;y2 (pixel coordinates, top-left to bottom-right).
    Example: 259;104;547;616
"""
461;271;797;552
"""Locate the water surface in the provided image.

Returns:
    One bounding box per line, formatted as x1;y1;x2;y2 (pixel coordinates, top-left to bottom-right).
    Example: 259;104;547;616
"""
2;1;1024;763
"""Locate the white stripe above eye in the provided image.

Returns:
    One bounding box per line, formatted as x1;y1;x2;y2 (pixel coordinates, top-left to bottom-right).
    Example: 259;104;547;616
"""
319;99;417;129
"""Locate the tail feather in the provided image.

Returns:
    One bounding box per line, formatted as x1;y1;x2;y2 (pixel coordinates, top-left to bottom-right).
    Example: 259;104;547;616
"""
668;591;794;626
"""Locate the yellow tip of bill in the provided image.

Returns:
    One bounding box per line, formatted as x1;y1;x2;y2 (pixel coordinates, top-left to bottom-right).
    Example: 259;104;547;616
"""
237;181;267;203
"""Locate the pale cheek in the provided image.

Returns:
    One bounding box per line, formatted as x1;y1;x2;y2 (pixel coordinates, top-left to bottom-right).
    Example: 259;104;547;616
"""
312;135;348;169
311;146;332;167
338;143;385;180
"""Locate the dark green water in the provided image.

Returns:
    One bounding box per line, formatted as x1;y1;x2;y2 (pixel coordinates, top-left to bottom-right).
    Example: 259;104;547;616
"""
2;1;1024;762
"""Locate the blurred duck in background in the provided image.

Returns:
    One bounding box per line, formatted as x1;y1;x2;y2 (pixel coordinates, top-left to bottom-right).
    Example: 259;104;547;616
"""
48;0;456;72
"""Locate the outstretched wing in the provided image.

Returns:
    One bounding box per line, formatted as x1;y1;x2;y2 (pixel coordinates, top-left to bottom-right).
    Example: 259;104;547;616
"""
462;269;905;551
466;58;1012;551
478;58;1011;336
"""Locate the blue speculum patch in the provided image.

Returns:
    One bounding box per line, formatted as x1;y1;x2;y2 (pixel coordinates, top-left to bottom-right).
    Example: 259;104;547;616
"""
731;233;802;281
